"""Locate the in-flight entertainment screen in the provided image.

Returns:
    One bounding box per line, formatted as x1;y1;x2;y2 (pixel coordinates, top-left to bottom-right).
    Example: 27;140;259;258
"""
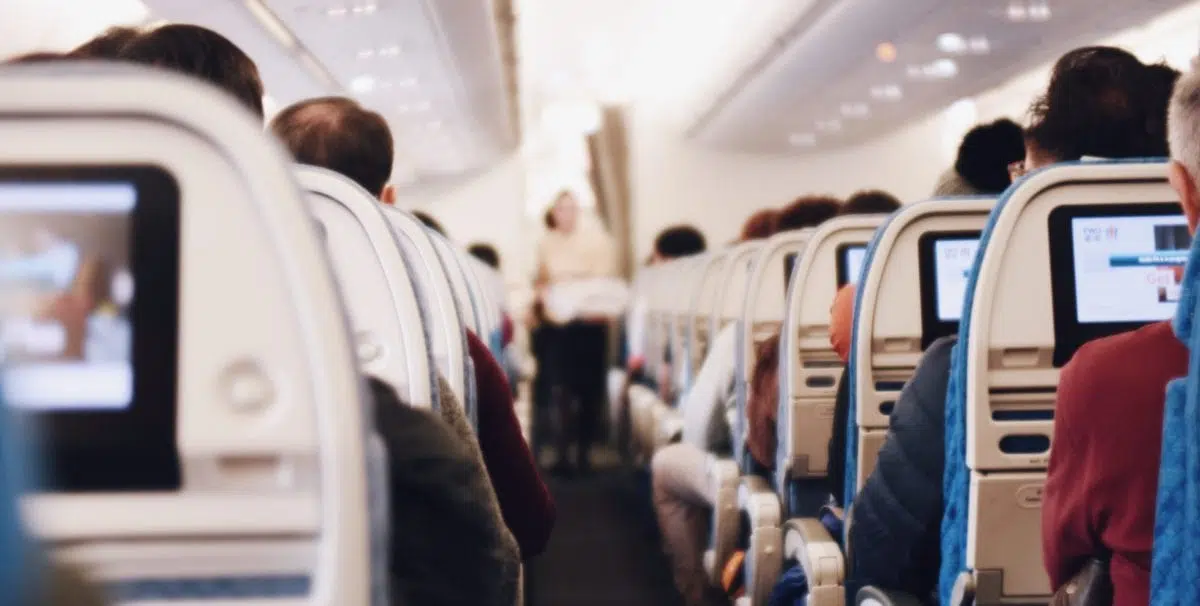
1049;203;1188;367
837;244;867;287
932;238;980;322
0;167;181;492
1069;214;1190;323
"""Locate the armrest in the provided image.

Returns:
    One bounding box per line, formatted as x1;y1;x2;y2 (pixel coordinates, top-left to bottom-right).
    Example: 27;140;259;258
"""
738;475;781;529
855;587;924;606
783;518;843;588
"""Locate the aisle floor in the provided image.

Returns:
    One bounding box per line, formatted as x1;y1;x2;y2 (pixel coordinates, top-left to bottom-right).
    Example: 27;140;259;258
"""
530;451;684;606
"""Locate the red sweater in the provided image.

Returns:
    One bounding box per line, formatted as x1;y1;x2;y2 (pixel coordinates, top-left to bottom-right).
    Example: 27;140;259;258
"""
1043;321;1186;606
465;331;556;558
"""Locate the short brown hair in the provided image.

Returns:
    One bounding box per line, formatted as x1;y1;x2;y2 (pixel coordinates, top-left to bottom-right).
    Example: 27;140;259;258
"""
270;97;394;197
776;196;841;232
119;24;264;118
739;209;778;241
71;26;140;59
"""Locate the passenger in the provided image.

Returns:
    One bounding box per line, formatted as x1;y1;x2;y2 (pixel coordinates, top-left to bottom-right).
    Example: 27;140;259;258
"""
829;47;1178;606
933;119;1026;196
368;377;519;606
469;243;501;269
413;211;447;235
534;191;618;475
651;197;836;606
746;191;899;473
117;24;265;119
1041;56;1186;605
627;225;708;379
270;96;555;558
69;26;140;59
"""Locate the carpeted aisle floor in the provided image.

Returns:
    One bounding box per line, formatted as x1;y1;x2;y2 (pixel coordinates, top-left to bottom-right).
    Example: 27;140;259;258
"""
529;450;684;606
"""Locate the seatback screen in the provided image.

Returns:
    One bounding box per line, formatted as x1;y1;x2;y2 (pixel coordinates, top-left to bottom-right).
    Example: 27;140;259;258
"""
918;231;982;348
0;167;180;492
1049;203;1188;366
837;245;867;287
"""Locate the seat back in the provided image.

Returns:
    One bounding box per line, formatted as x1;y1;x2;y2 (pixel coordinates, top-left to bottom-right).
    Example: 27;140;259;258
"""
842;199;992;505
688;250;729;375
379;207;473;413
667;255;710;394
735;230;812;471
942;161;1179;605
297;165;436;410
775;218;880;505
0;64;373;605
462;256;505;355
430;233;483;336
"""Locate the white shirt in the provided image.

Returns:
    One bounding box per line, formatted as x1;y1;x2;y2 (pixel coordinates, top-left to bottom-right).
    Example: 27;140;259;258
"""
680;323;738;452
537;225;617;284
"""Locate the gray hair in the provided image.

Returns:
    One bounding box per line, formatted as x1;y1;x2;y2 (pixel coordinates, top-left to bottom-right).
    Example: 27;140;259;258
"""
1168;63;1200;181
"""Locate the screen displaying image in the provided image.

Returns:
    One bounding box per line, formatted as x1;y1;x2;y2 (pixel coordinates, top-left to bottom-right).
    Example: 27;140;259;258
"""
1070;215;1190;324
933;238;980;322
0;183;135;411
840;245;867;287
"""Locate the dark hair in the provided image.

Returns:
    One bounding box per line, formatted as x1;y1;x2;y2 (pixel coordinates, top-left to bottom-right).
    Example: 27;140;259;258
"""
119;24;265;118
776;196;841;232
70;26;140;59
270;97;394;196
654;225;706;258
413;211;446;237
4;52;65;64
954;119;1026;193
739;209;778;241
841;190;901;215
468;243;500;269
543;208;557;230
1026;46;1176;162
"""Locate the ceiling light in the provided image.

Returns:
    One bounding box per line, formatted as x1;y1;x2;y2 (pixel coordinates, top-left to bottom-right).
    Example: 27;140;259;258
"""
357;49;375;59
350;75;376;94
840;102;870;119
875;42;898;63
929;58;958;78
327;6;347;17
816;119;842;133
870;84;903;101
788;133;817;147
1006;2;1028;22
1028;1;1051;21
937;33;966;54
379;45;401;57
968;36;991;53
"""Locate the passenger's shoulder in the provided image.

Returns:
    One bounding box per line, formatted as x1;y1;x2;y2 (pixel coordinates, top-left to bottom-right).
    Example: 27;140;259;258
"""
1069;321;1181;372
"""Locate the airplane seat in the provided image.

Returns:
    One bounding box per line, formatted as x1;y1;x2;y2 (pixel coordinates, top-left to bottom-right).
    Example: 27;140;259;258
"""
690;251;730;378
380;208;475;426
701;241;764;585
0;64;374;605
1151;225;1200;604
296;165;437;411
781;198;987;606
935;160;1175;606
654;255;711;448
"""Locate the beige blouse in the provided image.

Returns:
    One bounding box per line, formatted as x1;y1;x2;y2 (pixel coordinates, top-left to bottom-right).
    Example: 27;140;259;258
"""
536;225;617;285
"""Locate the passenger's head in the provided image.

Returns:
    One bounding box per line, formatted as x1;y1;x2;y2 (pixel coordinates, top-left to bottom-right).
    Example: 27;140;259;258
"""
954;118;1026;193
413;211;446;237
841;190;901;215
70;26;140;59
4;52;65;64
269;96;396;201
468;243;501;269
1167;64;1200;234
652;225;706;262
550;191;580;233
739;209;778;242
119;24;265;118
1026;46;1175;167
776;196;841;232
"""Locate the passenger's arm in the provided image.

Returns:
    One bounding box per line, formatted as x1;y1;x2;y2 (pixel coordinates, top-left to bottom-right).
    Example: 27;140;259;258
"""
466;332;557;559
680;324;737;448
847;337;954;598
1041;354;1100;590
829;284;856;363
